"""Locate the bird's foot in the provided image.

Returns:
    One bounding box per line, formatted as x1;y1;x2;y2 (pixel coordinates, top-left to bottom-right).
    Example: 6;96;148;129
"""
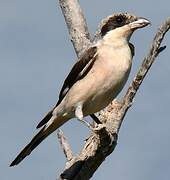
77;118;94;131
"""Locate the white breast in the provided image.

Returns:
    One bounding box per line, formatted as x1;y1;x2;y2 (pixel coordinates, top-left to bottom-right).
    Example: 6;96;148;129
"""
61;41;133;117
83;43;132;114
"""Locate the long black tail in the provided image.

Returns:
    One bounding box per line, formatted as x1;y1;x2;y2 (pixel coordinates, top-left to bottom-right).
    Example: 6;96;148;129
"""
10;116;67;167
10;126;48;166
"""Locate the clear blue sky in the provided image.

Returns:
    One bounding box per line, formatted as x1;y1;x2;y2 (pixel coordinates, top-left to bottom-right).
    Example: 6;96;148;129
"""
1;0;170;179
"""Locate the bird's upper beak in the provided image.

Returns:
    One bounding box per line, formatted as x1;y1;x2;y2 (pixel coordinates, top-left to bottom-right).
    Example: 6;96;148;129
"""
129;17;151;29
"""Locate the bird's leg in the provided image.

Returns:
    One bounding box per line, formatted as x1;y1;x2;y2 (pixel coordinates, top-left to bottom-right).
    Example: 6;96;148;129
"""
90;114;102;124
75;103;94;130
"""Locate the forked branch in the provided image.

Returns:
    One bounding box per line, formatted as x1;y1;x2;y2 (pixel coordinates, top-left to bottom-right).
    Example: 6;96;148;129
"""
57;0;170;179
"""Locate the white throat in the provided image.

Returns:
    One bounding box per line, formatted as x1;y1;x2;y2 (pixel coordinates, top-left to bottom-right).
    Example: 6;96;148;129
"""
103;26;133;47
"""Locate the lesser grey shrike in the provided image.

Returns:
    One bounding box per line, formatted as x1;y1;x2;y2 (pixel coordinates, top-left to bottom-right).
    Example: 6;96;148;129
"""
10;13;150;166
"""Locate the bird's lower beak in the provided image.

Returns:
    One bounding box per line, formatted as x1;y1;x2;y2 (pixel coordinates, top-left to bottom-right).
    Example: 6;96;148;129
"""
129;17;151;29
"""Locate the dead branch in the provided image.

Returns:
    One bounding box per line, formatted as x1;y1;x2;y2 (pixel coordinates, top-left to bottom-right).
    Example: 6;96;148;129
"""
59;0;91;57
57;129;73;162
57;0;170;179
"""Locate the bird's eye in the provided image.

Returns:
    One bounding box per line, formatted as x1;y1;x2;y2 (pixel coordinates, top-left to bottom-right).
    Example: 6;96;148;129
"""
115;16;124;24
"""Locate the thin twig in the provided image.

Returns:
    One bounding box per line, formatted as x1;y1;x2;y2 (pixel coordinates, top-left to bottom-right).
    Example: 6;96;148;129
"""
57;129;73;162
116;17;170;132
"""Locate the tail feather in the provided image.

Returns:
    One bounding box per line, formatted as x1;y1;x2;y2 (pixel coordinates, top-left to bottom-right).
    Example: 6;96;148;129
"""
10;116;67;167
36;110;53;129
10;126;47;167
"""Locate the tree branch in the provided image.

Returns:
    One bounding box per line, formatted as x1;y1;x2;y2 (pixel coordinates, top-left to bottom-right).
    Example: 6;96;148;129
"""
114;17;170;132
59;0;91;57
57;129;73;162
57;0;170;179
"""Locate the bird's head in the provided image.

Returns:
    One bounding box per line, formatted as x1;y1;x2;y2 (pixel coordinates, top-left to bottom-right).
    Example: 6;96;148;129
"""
95;13;150;42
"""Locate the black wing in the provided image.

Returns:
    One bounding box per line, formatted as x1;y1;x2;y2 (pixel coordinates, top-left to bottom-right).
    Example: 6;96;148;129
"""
57;46;97;106
36;46;97;128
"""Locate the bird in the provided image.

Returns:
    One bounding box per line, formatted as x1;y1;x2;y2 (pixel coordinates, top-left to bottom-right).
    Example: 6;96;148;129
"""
10;13;150;166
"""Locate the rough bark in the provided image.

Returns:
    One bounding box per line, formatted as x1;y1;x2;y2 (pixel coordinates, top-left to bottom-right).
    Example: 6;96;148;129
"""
59;0;91;57
57;0;170;179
